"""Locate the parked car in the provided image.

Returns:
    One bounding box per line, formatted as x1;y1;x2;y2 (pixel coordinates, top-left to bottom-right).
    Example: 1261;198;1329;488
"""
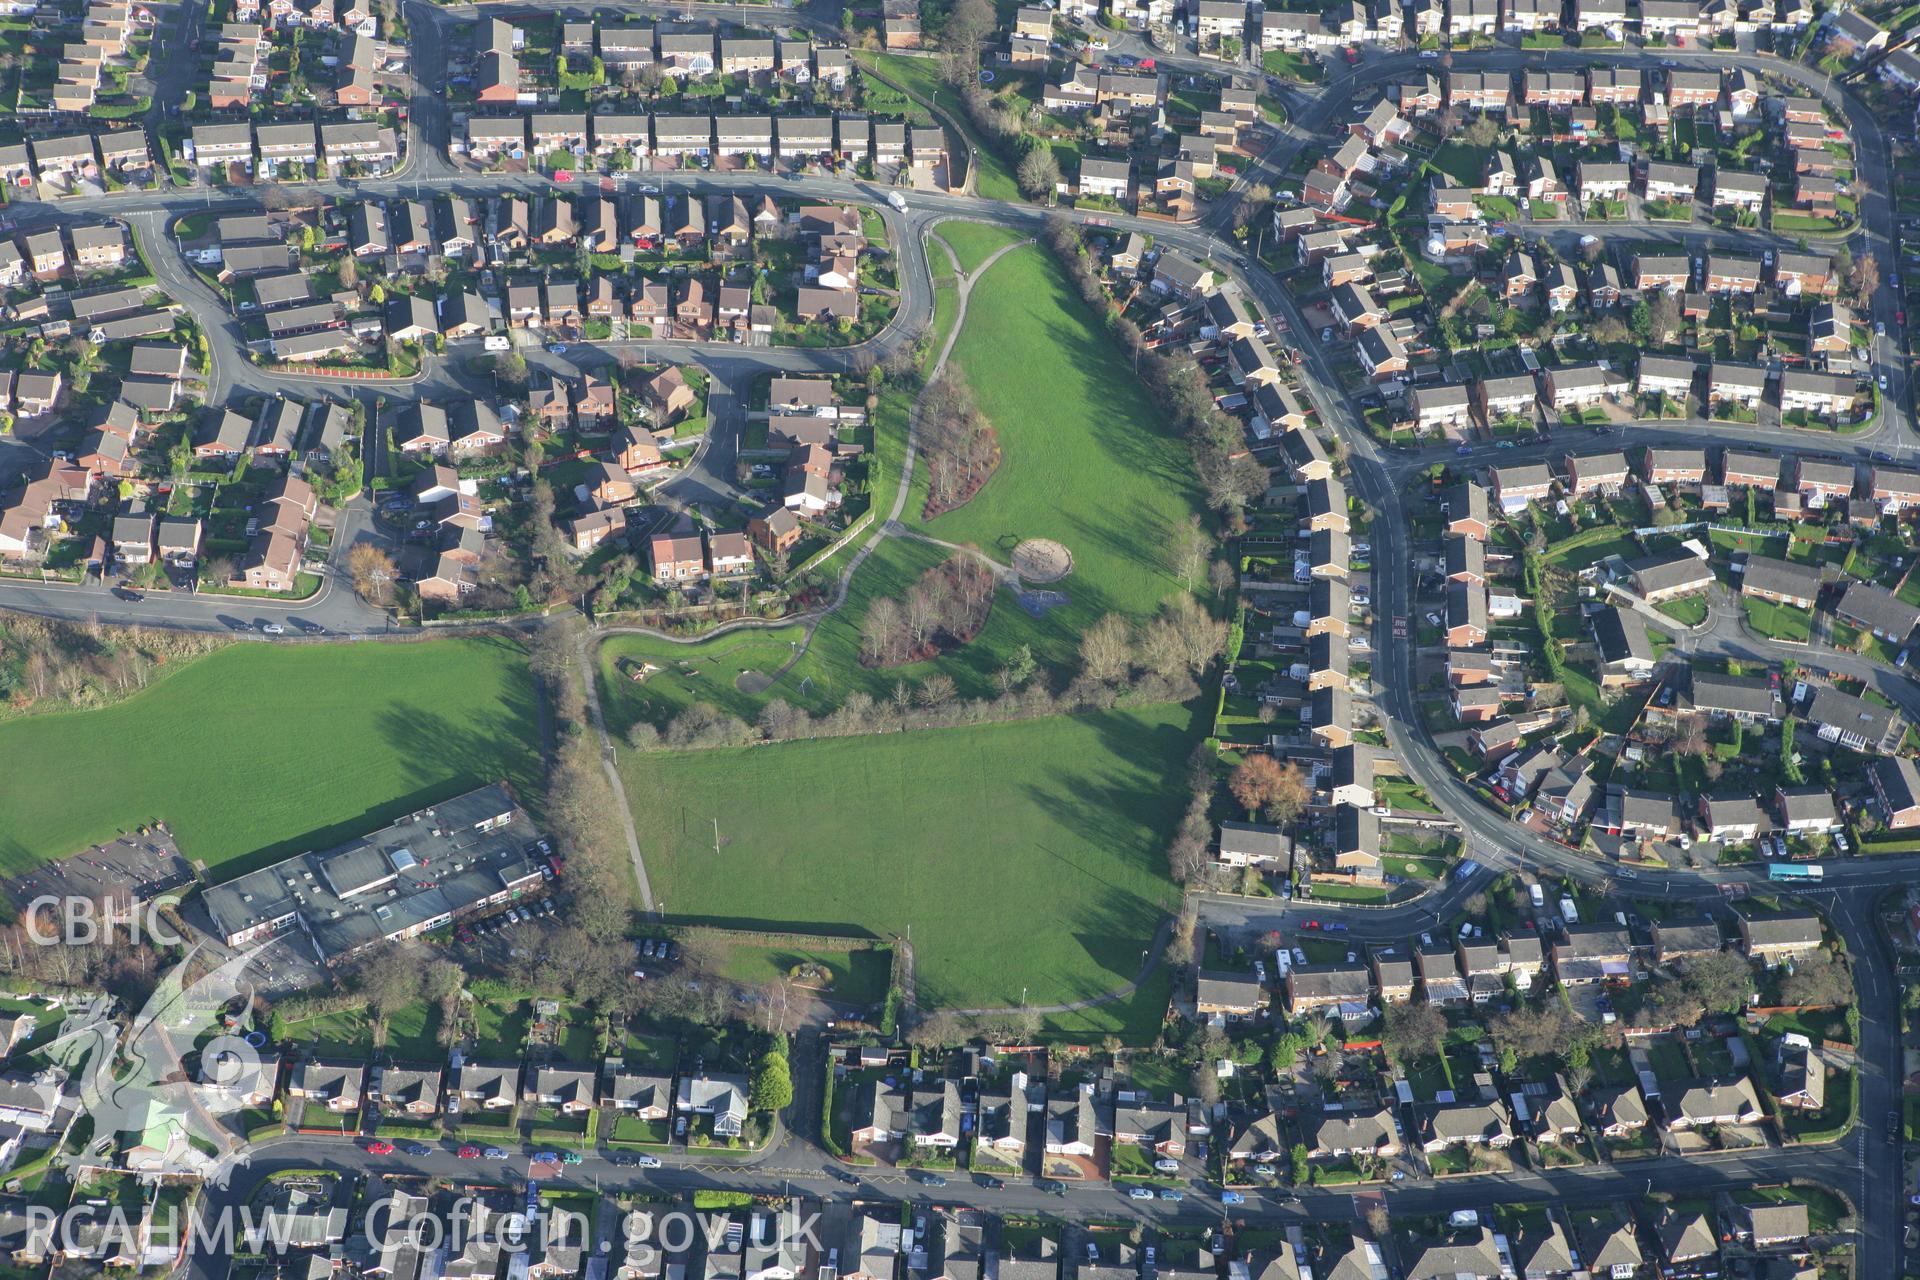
398;1141;432;1156
1127;1187;1154;1200
365;1140;395;1155
917;1172;947;1187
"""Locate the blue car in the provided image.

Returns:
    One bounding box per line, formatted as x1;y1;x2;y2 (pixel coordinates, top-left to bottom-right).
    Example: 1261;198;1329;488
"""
1221;1191;1245;1205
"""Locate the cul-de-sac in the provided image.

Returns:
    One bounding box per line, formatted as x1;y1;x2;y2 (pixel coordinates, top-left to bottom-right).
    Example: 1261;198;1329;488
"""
2;0;1920;1275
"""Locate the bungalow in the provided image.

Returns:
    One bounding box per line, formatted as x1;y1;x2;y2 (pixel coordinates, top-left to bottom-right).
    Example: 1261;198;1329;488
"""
372;1065;442;1116
291;1061;364;1112
1591;606;1656;685
1588;1087;1648;1141
602;1073;672;1118
1305;1109;1399;1160
1804;683;1905;754
1419;1104;1511;1152
1630;547;1713;602
675;1074;749;1138
1665;1076;1764;1129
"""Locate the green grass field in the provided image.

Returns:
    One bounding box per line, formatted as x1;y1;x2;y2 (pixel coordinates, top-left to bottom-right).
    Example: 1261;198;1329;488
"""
716;944;893;1006
0;637;542;878
934;221;1029;275
598;629;811;730
620;703;1191;1011
917;242;1200;617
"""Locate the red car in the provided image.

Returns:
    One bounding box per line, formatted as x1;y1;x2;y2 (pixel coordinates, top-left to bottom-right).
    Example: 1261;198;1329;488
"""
1344;46;1360;63
457;1145;481;1159
1304;920;1320;930
365;1140;395;1155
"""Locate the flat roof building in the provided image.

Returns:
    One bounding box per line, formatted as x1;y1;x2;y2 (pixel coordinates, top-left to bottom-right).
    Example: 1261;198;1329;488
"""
202;784;546;963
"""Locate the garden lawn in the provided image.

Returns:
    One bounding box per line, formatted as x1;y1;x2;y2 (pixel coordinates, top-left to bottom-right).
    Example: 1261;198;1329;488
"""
934;221;1029;276
472;999;531;1059
382;1001;444;1061
1656;595;1709;626
1743;597;1812;643
620;703;1190;1013
288;1009;375;1057
915;243;1201;627
0;637;541;879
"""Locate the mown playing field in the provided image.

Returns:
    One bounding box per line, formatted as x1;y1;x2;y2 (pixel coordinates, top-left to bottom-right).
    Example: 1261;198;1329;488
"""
0;636;542;878
621;703;1191;1011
